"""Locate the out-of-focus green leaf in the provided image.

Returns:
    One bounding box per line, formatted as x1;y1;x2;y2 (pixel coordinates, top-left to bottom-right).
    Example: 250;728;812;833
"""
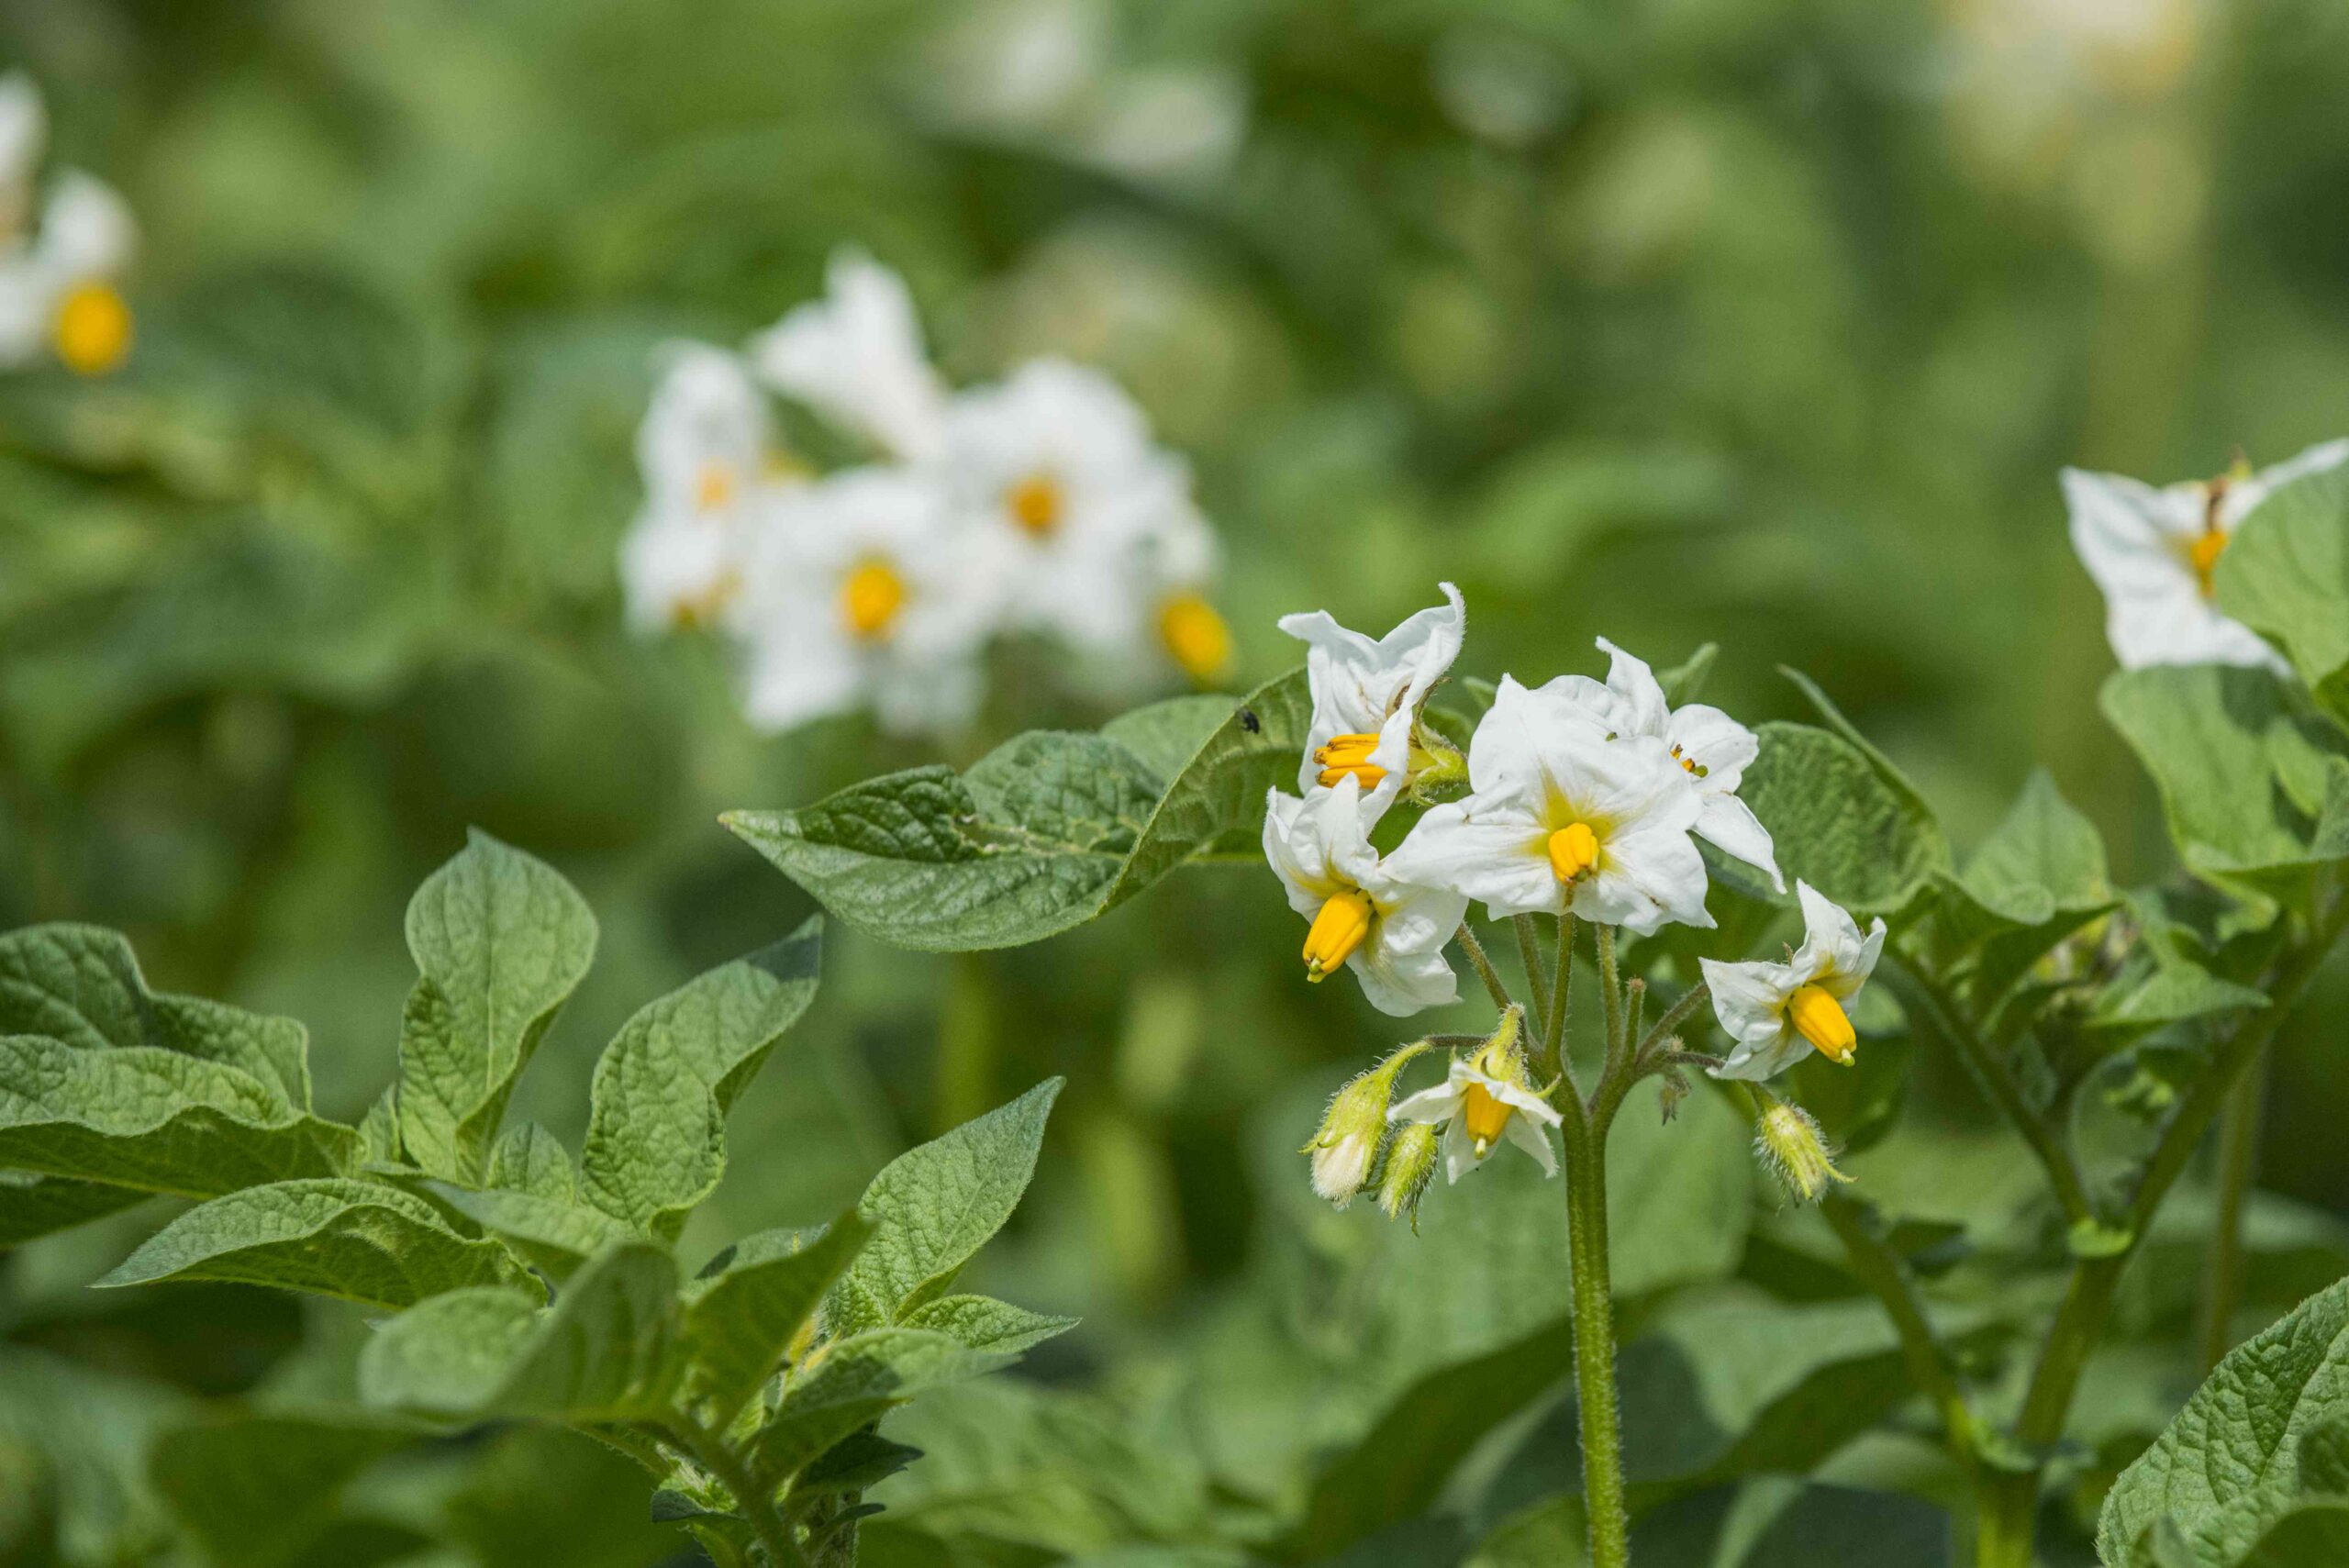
682;1208;872;1428
1735;722;1947;916
746;1328;1010;1490
395;830;597;1184
898;1294;1079;1355
2219;466;2349;723
420;1183;634;1281
149;1410;413;1568
0;1170;148;1248
1949;769;2112;929
96;1177;531;1307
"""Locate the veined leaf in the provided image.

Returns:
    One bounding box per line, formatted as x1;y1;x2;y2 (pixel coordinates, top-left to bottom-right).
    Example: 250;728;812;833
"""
1950;769;2112;929
395;831;596;1184
577;921;822;1238
359;1241;683;1423
898;1295;1077;1355
1734;722;1948;917
682;1208;872;1428
2218;464;2349;723
0;1171;149;1248
725;668;1309;952
486;1122;576;1203
150;1410;415;1568
840;1079;1062;1325
748;1328;1010;1490
421;1183;634;1282
0;1037;355;1197
97;1177;532;1307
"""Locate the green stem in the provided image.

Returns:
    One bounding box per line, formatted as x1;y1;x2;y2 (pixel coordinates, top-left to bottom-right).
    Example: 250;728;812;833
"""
2197;1053;2266;1373
1595;924;1628;1083
1632;979;1710;1066
1514;914;1553;1041
1820;1193;1976;1451
1561;1106;1630;1568
669;1417;807;1568
1542;914;1575;1084
1456;922;1515;1016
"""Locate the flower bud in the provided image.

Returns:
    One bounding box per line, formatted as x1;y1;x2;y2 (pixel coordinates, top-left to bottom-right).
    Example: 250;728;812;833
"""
1303;1041;1430;1209
1377;1120;1442;1229
1753;1098;1852;1205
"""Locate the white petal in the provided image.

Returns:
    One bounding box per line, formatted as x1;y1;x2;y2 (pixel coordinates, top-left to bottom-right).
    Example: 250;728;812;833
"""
1501;1110;1560;1176
1821;915;1889;1002
1351;937;1460;1017
1580;821;1712;936
747;249;947;459
1792;881;1867;980
1442;1115;1477;1184
1700;956;1798;1043
1695;795;1782;891
1382;800;1558;919
1286;583;1464;789
1262;789;1337;918
0;72;44;214
1595;636;1670;737
37;171;133;278
1539;672;1631;734
740;627;863;733
1483;1073;1565;1128
1708;1024;1810;1083
1362;876;1469;961
1667;704;1759;786
1388;1081;1465;1125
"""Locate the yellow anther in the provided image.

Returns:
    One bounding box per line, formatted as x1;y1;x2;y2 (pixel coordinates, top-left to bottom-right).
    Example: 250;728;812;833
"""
1313;731;1388;791
1006;472;1063;536
1546;821;1599;883
1302;889;1375;981
841;560;907;639
1787;983;1856;1064
695;462;736;513
52;281;132;375
1160;594;1233;683
1460;1080;1512;1157
2188;528;2228;595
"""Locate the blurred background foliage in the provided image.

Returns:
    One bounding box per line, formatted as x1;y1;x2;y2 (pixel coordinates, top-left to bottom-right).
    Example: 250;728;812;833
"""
5;0;2349;1563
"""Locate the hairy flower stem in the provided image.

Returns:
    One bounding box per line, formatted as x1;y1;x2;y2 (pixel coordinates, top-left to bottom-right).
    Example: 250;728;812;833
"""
1455;921;1515;1016
1541;914;1575;1084
2196;1056;2266;1373
1513;914;1553;1040
1562;1103;1630;1568
1594;925;1628;1088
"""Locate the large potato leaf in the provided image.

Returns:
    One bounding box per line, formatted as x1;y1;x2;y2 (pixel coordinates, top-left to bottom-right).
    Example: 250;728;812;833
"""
2219;466;2349;724
744;1328;1011;1491
1734;718;1948;917
150;1411;415;1568
681;1208;873;1429
726;669;1308;951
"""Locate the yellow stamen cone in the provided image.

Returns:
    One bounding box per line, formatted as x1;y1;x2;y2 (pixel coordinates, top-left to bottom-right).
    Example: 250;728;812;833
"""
2189;528;2228;595
1007;473;1063;536
53;282;132;376
841;561;907;639
1160;594;1233;684
1788;984;1857;1064
1460;1080;1512;1157
1302;890;1375;981
1313;731;1388;791
1546;821;1599;883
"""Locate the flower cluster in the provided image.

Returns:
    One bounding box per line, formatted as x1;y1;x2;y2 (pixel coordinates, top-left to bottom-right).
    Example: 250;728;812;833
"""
619;250;1230;738
1270;588;1895;1208
2064;439;2349;673
0;72;137;376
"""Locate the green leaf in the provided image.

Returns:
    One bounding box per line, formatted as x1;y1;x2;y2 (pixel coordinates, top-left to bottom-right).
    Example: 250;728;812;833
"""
682;1209;873;1428
1952;770;2112;928
725;668;1310;952
0;1036;355;1197
898;1295;1078;1355
1097;695;1244;782
395;831;597;1184
2100;666;2349;896
486;1122;575;1203
2100;1275;2349;1566
746;1328;1010;1490
150;1411;413;1568
359;1241;683;1423
577;920;822;1238
839;1079;1063;1325
2217;464;2349;722
421;1183;634;1282
2234;1501;2349;1568
95;1177;533;1308
0;1171;148;1249
794;1431;923;1499
1735;723;1948;916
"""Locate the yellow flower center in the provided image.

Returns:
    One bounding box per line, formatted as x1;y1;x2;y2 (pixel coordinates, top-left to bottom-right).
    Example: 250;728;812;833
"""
841;560;907;640
52;281;132;376
2188;528;2227;596
1313;731;1387;791
1007;472;1063;536
1460;1080;1512;1156
1546;821;1599;883
695;462;736;513
1787;983;1856;1064
1302;889;1375;981
1160;594;1233;683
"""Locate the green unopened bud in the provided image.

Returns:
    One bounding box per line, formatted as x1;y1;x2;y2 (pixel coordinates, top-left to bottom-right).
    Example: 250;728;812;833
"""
1407;733;1469;802
1303;1040;1429;1209
1377;1120;1442;1229
1466;1004;1527;1084
1753;1098;1851;1205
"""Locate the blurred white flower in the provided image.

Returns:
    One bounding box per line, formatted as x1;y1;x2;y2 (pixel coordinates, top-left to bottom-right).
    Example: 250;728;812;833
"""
736;467;1005;738
747;250;948;462
1280;583;1465;824
0;72;136;376
1387;1055;1563;1184
2063;440;2349;672
1702;881;1886;1081
1386;676;1713;936
1545;637;1781;890
1262;775;1466;1018
619;344;793;633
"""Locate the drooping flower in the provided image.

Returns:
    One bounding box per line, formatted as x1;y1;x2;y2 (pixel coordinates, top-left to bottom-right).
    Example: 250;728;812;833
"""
1262;775;1467;1017
0;73;136;377
2062;441;2349;673
1701;881;1886;1081
1384;676;1712;936
618;344;790;634
1544;637;1781;891
735;467;1004;738
746;249;949;462
1278;584;1465;823
1301;1040;1429;1209
1386;1028;1563;1184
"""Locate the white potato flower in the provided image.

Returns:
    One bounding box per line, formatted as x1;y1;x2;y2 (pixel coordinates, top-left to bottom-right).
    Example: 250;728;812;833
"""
746;249;949;462
1544;637;1781;890
1387;1055;1563;1184
1262;775;1467;1018
735;467;1004;738
2063;440;2349;673
1701;881;1887;1082
1279;583;1465;825
0;150;137;376
1384;676;1712;937
619;344;788;634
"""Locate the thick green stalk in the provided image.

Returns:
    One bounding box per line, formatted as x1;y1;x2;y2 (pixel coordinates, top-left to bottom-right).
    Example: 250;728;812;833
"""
2196;1055;2266;1373
669;1416;808;1568
1562;1105;1630;1568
